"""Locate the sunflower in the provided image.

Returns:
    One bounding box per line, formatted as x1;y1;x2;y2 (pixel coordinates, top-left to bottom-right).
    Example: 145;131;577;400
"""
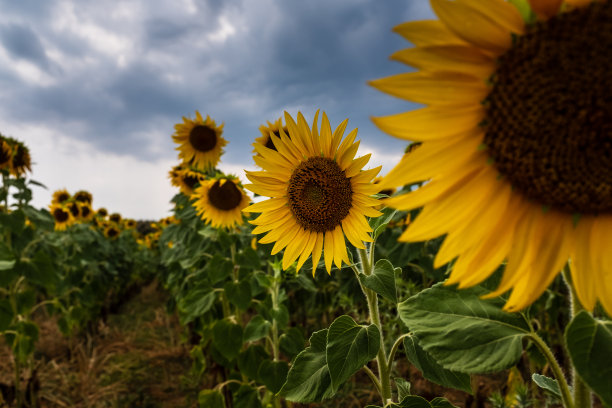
66;201;81;219
96;207;108;218
74;190;93;204
52;189;71;205
172;111;227;171
109;213;122;223
244;111;382;274
370;0;612;313
78;202;94;222
50;204;74;231
192;177;250;228
9;141;31;177
254;117;289;153
124;219;137;229
104;224;120;239
0;139;12;171
176;168;206;196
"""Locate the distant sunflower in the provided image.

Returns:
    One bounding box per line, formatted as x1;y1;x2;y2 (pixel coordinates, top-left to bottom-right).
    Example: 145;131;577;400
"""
371;0;612;313
78;202;94;222
52;189;71;205
67;201;81;219
0;139;12;171
254;117;289;154
109;213;122;223
177;168;206;196
168;165;184;188
244;111;381;274
192;177;250;228
104;225;120;239
97;207;108;218
172;111;227;171
9;141;31;177
50;204;74;231
124;219;137;229
74;190;93;204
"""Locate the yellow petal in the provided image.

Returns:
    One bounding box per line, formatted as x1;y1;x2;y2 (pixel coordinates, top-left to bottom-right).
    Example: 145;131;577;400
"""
330;118;349;157
345;154;372;177
391;45;495;78
243;197;287;214
393;20;467;47
296;231;318;272
332;226;349;269
283;229;309;270
311;233;324;276
324;230;335;273
320;112;333;158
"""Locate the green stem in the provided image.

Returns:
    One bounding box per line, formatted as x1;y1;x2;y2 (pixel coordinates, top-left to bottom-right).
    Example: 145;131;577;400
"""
562;266;592;408
270;268;281;361
358;247;392;405
388;334;411;369
528;332;574;408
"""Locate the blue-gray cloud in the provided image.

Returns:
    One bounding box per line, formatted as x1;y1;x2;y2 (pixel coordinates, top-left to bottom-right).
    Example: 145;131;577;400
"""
0;0;434;165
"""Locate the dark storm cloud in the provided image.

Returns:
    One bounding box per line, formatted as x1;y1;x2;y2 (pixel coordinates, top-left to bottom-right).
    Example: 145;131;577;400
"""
0;23;52;70
0;0;434;163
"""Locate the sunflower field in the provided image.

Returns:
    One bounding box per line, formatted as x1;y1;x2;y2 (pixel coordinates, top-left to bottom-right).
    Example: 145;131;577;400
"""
1;0;611;407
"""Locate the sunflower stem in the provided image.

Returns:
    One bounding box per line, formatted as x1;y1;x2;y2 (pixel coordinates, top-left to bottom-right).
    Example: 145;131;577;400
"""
562;266;592;408
270;265;281;362
527;332;574;408
358;247;392;405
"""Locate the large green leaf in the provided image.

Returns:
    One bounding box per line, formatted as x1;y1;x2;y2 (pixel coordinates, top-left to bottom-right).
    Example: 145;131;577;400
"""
403;335;471;393
280;327;306;359
233;385;262;408
358;259;398;303
398;283;530;373
280;329;334;403
212;319;243;361
237;345;269;381
326;315;380;392
565;311;612;407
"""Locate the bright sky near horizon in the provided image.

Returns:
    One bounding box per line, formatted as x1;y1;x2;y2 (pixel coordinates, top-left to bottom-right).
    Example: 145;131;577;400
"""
0;0;434;220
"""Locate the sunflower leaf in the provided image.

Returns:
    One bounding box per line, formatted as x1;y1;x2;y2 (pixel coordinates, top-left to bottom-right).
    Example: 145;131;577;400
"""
369;207;397;240
565;311;612;407
531;373;561;398
258;360;289;394
398;283;530;373
326;315;380;392
403;335;472;393
198;389;225;408
358;259;398;303
212;319;243;361
280;329;335;403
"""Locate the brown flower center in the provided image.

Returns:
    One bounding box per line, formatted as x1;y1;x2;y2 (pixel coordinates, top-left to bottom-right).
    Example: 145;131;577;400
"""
287;156;353;233
189;125;217;152
484;1;612;214
53;208;70;222
208;180;243;210
68;202;80;217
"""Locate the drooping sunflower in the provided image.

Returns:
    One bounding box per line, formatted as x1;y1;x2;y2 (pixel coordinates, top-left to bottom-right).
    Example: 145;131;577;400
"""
74;190;93;204
244;111;382;274
9;141;31;177
177;168;207;196
50;204;74;231
192;177;250;229
52;189;71;205
172;111;227;171
370;0;612;313
0;139;12;171
253;117;289;153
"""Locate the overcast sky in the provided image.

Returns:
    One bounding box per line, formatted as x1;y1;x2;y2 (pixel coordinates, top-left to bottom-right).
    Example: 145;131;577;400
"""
0;0;433;219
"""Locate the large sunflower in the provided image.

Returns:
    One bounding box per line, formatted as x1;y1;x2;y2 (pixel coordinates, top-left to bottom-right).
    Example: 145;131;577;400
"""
172;111;227;171
244;111;382;274
371;0;612;313
192;177;250;229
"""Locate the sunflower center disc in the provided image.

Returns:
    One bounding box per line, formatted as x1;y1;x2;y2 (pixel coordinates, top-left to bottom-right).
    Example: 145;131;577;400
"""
189;125;217;152
208;180;243;211
287;156;352;233
53;208;69;222
485;1;612;214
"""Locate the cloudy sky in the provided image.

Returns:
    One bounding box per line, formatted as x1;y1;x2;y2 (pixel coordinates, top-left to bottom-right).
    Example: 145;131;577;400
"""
0;0;433;219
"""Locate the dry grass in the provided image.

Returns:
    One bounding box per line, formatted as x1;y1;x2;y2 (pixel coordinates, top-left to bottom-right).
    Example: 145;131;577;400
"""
0;281;200;408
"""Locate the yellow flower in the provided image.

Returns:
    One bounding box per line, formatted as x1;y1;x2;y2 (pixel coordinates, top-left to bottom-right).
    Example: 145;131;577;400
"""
176;167;206;196
244;111;381;274
192;177;250;229
52;189;71;205
78;202;94;222
50;204;74;231
74;190;93;204
104;224;120;239
9;140;31;177
254;117;289;154
96;207;108;218
172;111;227;171
0;139;12;171
371;0;612;313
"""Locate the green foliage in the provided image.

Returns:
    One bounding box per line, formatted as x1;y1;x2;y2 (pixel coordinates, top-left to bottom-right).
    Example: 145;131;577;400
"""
398;283;530;373
565;311;612;407
358;259;399;303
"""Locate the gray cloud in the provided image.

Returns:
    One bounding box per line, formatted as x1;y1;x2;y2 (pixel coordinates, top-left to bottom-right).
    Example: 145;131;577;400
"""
0;0;434;165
